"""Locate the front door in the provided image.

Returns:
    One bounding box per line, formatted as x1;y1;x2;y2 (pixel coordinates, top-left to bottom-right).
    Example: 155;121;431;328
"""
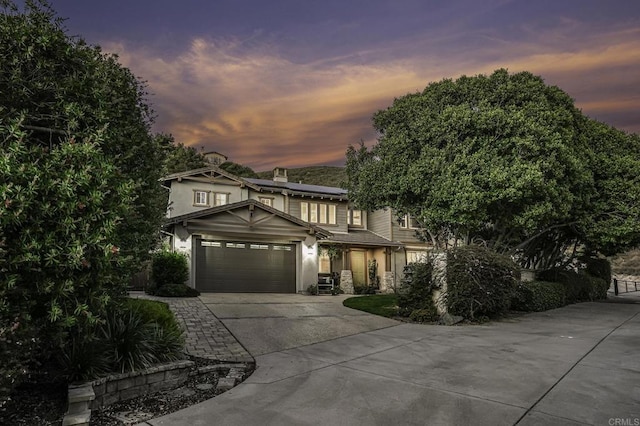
350;251;367;286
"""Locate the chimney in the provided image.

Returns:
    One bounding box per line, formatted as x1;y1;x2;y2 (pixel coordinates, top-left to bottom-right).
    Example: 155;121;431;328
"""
273;167;288;183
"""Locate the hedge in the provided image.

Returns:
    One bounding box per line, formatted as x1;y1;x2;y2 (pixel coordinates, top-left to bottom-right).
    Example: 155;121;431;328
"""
512;281;566;312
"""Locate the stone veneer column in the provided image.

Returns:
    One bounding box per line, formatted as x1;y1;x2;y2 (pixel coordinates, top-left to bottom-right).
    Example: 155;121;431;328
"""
381;271;395;293
431;252;447;315
340;270;354;294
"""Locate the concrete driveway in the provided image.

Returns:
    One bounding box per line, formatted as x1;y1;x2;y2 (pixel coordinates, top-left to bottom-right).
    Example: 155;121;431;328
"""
147;299;640;426
198;293;399;356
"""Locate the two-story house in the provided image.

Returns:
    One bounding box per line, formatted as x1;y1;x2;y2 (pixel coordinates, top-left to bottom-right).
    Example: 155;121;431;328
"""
160;166;431;293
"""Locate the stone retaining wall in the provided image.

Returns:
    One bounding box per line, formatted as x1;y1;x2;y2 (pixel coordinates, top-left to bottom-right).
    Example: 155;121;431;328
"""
63;360;254;426
91;360;194;409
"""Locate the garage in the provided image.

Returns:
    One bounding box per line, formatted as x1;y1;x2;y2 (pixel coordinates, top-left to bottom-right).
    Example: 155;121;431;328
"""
195;238;296;293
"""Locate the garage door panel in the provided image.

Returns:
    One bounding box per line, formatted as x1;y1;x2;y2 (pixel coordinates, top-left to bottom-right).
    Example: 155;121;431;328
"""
195;239;296;293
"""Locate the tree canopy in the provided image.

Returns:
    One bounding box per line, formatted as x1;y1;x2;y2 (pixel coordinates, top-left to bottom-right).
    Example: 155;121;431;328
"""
157;133;208;174
0;0;168;389
346;69;640;268
219;161;258;178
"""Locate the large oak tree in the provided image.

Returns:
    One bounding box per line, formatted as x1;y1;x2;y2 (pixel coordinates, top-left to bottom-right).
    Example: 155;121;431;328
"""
346;69;640;268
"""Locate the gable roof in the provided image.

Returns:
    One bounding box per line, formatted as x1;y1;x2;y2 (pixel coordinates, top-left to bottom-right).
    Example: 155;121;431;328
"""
161;166;349;200
160;166;262;191
164;199;333;239
323;230;402;248
244;178;348;200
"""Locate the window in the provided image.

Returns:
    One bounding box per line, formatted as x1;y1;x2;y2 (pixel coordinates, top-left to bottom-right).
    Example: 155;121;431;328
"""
226;242;245;249
348;209;362;226
328;205;337;225
213;192;229;206
194;190;209;206
259;197;273;207
201;241;221;247
319;251;331;273
319;204;327;224
399;214;419;229
407;251;428;264
309;203;318;223
300;202;337;225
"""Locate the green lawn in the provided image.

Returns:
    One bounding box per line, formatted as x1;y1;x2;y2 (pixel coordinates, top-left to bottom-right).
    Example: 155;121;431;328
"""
342;294;399;318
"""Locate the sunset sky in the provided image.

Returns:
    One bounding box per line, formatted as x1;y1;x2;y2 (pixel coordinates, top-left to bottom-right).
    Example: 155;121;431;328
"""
50;0;640;171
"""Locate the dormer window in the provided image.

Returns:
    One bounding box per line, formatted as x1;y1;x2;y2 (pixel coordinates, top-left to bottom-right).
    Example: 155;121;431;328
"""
213;192;229;206
399;214;419;229
193;190;209;206
348;209;363;227
259;197;273;207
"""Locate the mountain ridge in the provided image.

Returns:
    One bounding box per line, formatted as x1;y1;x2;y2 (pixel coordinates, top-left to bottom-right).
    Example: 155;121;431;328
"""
256;166;347;188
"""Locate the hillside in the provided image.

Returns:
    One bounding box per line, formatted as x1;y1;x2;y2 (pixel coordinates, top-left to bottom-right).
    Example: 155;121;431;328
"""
257;166;347;188
611;249;640;277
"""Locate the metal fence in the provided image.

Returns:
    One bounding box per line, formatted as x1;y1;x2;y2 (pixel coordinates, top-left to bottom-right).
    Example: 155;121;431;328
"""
613;278;639;295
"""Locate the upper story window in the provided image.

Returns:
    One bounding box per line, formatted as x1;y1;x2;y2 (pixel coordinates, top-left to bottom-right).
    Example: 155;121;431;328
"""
259;197;273;207
407;250;428;263
399;214;420;229
300;202;337;225
193;190;209;206
213;192;229;206
348;209;363;227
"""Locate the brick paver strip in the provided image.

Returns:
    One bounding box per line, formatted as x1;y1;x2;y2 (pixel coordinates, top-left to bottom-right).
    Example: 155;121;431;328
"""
130;292;253;363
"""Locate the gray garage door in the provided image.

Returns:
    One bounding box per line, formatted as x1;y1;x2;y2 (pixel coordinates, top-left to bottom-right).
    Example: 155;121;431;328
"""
195;239;296;292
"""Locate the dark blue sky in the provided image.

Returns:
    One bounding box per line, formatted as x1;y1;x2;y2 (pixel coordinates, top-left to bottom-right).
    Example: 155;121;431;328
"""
49;0;640;169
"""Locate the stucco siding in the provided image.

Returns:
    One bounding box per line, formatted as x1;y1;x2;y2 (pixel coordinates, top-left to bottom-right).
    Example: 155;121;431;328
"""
167;180;247;218
248;191;286;211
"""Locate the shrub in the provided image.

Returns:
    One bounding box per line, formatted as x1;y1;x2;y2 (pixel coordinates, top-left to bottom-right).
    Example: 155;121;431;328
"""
354;285;377;295
398;262;439;322
57;332;112;382
537;269;590;303
445;245;519;320
123;299;182;333
101;309;158;373
154;284;200;298
408;307;439;323
512;281;566;312
586;275;609;301
151;251;189;289
1;320;40;402
537;268;609;303
102;300;185;373
59;298;184;379
583;257;612;285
